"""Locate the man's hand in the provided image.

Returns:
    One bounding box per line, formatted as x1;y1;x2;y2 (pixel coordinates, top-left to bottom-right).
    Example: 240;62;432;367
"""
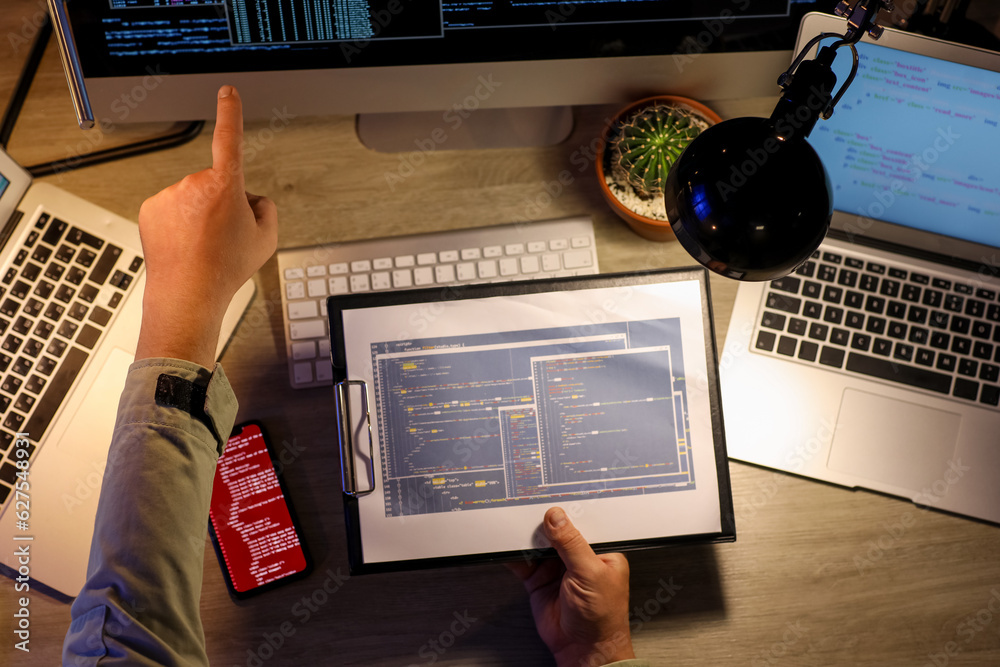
135;85;277;368
508;507;635;666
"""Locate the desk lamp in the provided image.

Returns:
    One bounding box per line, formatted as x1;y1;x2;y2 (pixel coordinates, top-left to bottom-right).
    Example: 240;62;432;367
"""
665;0;894;281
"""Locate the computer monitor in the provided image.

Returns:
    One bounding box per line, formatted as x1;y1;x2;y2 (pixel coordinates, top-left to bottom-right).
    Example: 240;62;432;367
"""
58;0;829;148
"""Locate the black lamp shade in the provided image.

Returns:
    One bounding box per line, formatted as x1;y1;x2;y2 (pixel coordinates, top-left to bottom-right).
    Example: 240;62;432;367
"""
665;117;833;281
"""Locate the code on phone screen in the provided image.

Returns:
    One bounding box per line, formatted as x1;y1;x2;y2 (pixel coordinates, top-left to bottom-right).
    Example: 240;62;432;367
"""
210;425;307;593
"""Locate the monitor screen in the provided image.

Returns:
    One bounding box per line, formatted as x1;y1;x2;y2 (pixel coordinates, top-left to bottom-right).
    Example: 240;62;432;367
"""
73;0;819;75
65;0;829;124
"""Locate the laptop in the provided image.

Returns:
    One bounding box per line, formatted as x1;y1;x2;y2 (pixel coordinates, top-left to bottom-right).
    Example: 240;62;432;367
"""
720;12;1000;524
0;148;255;597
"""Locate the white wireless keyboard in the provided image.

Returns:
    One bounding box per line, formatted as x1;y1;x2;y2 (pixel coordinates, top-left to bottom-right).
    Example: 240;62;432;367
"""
277;216;599;388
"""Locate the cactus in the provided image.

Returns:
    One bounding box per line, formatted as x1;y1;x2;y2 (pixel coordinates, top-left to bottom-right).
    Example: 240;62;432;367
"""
610;104;710;199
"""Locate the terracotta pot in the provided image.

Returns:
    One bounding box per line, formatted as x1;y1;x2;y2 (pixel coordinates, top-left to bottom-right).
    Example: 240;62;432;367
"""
596;95;723;242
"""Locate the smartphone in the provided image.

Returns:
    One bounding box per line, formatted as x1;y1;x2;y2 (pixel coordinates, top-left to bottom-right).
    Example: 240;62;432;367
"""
208;421;312;599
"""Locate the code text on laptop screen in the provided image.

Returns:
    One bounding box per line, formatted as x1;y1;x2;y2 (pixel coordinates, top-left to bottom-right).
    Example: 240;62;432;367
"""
808;39;1000;250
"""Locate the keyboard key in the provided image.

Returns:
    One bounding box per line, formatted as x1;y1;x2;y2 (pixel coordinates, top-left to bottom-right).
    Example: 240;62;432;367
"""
908;327;928;345
542;254;561;272
830;328;850;346
770;276;800;293
879;279;900;297
760;312;785;331
44;262;65;281
563;250;594;270
44;303;65;321
788;318;807;336
109;270;133;291
776;336;796;356
36;356;56;376
391;270;413;288
12;316;31;335
845;257;864;269
128;256;143;272
329;276;349;294
330;262;350;274
24;346;88;438
929;311;949;329
972;321;992;339
803;302;822;319
823;306;844;325
981;385;1000;406
973;341;993;360
79;284;99;303
845;311;865;329
937;354;956;372
865;296;885;314
873;338;892;356
4;412;25;431
349;275;371;292
66;266;86;285
66;226;103;249
290;320;326;340
951;337;971;355
802;281;821;299
373;257;394;270
76;248;96;266
307;279;326;298
571;236;591;248
846;352;951;394
955;283;973;295
910;273;929;285
865;317;886;335
435;265;456;283
416;254;436;266
949;316;970;334
851;332;871;351
798;341;818;362
915;348;935;367
88;244;123;284
285;281;305;300
844;291;864;309
944;294;964;312
906;306;928;325
958;359;979;377
901;284;921;302
42;217;68;245
887;301;906;319
456;263;476;281
371;272;391;290
766;293;801;314
859;274;879;292
822;286;843;304
932;277;951;290
965;299;985;318
818;265;836;282
755;331;776;351
11;280;29;299
68;303;89;321
12;357;30;376
520;256;540;274
888;268;907;280
837;269;857;288
2;376;22;394
23;339;43;358
808;323;829;341
893;343;913;362
461;248;481;261
413;267;434;285
795;261;815;277
288;301;318;320
887;321;907;340
291;341;316;360
922;289;942;308
76;324;102;349
88;306;113;327
953;378;979;401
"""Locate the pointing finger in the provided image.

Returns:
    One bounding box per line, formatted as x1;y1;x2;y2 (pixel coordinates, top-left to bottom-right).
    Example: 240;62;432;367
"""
212;85;244;181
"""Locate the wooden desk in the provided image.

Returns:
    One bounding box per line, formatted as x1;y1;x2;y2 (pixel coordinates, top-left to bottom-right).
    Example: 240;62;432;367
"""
4;3;1000;665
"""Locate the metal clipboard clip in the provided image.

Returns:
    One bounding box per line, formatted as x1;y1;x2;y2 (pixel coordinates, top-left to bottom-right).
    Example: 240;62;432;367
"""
335;379;376;497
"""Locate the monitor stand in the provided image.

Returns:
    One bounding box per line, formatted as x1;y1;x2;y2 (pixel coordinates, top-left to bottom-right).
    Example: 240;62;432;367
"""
356;106;574;153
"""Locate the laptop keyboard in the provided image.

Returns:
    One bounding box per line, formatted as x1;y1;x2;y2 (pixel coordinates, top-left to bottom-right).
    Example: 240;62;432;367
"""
278;217;599;389
753;246;1000;410
0;210;142;506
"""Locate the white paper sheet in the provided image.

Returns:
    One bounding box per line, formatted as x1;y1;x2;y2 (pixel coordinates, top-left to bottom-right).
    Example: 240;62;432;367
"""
339;279;725;564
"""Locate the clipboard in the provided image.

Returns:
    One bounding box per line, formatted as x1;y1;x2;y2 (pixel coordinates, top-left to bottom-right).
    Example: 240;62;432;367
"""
328;268;735;575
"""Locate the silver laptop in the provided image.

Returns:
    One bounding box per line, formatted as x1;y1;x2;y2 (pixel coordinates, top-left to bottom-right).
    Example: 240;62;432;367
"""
0;148;255;596
721;12;1000;524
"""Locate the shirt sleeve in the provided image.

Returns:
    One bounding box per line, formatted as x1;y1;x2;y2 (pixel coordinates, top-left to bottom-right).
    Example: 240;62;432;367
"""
62;358;238;667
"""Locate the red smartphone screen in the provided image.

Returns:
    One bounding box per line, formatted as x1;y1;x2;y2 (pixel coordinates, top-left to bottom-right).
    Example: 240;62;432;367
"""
209;422;309;596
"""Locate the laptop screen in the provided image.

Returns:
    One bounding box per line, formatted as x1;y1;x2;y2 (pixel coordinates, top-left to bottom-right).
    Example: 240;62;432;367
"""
807;39;1000;250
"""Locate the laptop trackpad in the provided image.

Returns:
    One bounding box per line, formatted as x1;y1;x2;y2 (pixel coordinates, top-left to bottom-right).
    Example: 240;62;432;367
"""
827;389;961;493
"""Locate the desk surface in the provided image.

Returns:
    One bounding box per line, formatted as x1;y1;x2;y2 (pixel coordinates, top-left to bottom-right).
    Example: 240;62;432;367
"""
4;4;1000;665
